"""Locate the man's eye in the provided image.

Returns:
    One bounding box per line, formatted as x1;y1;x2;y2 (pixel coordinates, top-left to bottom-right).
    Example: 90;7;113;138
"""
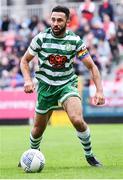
58;19;63;22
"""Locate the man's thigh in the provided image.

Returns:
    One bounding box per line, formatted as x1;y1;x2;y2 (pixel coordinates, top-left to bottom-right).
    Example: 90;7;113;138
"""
63;96;82;116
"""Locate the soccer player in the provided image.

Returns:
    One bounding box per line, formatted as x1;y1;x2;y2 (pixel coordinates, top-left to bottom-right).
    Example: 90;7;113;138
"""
20;6;105;167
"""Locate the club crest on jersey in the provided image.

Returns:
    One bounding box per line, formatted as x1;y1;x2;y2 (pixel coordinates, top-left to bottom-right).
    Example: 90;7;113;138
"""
48;54;67;69
65;43;72;51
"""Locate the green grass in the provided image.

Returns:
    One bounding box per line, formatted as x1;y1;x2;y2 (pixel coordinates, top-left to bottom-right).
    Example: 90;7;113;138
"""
0;124;123;179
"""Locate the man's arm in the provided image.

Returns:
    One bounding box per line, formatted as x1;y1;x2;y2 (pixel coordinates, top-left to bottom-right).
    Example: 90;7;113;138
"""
82;55;105;105
20;50;35;93
76;36;105;105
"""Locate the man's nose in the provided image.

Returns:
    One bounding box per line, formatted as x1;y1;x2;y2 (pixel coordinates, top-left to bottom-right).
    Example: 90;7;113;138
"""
54;20;58;26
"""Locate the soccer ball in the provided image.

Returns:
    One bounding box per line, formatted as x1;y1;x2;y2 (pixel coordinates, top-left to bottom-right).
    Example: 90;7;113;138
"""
20;149;45;173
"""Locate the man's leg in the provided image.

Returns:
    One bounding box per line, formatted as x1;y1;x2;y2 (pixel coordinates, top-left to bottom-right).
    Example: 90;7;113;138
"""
18;111;53;167
63;97;102;167
30;110;53;150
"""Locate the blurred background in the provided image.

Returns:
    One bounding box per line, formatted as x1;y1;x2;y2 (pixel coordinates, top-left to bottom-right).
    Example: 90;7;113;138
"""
0;0;123;125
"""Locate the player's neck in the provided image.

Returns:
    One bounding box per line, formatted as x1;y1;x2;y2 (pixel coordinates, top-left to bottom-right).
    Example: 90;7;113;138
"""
51;30;66;38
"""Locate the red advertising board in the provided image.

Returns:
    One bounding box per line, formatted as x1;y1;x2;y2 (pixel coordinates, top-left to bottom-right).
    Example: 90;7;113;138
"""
89;80;123;107
0;90;36;119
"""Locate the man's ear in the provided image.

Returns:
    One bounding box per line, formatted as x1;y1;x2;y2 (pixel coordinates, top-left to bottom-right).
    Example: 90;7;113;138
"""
67;18;70;27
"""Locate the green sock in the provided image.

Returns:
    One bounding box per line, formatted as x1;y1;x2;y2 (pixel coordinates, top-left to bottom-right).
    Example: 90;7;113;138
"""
77;127;93;156
30;133;42;150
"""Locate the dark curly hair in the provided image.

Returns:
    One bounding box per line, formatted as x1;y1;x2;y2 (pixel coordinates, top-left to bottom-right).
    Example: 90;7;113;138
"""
52;6;70;19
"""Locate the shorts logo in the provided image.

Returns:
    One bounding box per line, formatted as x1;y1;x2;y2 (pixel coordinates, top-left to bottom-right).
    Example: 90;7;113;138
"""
49;54;67;69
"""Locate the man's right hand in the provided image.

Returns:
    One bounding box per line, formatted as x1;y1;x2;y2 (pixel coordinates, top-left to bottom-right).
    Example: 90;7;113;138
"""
24;81;35;93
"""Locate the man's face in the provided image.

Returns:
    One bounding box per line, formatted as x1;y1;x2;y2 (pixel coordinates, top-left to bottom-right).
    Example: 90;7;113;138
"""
51;12;68;36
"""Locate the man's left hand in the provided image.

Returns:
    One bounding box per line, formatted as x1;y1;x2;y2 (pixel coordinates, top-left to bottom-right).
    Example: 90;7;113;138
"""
94;92;105;105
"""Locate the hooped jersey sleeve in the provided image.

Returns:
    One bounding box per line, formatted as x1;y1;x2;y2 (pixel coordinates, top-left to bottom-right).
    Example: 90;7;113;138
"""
76;36;90;61
28;33;43;56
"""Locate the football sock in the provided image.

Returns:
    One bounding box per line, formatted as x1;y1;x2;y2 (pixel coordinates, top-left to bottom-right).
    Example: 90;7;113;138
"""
30;133;42;150
77;127;93;156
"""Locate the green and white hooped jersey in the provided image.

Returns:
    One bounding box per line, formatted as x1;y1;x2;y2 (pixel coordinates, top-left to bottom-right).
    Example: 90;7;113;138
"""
28;28;88;86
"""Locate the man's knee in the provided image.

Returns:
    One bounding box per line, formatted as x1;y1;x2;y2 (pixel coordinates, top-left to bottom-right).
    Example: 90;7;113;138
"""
69;113;84;125
32;126;44;138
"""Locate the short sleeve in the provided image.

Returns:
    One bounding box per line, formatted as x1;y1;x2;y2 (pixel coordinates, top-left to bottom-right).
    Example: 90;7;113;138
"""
76;36;90;60
28;33;42;56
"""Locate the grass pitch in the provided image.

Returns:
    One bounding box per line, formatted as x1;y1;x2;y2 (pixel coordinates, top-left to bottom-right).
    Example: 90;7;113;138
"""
0;124;123;179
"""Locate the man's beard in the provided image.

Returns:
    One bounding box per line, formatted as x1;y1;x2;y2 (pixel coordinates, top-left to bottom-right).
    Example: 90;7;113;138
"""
52;25;66;36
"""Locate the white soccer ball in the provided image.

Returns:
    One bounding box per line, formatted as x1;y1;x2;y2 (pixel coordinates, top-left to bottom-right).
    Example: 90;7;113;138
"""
20;149;45;173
